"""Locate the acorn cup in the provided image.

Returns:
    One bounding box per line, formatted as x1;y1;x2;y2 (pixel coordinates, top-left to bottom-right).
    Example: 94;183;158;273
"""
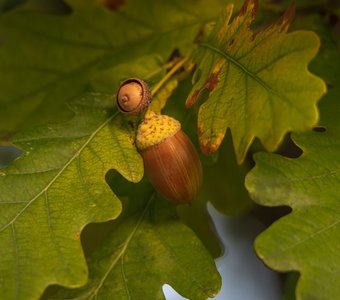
135;113;203;204
116;78;152;115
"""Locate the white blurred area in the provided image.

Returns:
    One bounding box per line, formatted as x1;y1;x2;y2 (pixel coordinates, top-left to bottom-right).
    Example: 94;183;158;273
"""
163;203;281;300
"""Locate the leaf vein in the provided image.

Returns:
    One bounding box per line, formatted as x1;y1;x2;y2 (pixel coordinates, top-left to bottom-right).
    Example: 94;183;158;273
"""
120;257;131;300
76;155;99;207
199;42;282;97
89;194;154;299
44;191;70;273
0;114;116;233
11;223;19;300
254;46;311;75
279;218;340;253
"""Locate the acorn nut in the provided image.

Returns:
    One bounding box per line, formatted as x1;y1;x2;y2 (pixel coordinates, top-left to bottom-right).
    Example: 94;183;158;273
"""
136;113;203;204
116;78;152;115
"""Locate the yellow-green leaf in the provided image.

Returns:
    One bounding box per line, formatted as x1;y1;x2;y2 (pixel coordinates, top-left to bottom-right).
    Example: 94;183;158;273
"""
0;93;143;300
186;0;326;163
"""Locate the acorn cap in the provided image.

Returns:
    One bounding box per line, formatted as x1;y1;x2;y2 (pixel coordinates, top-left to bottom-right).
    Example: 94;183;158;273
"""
136;113;181;150
116;78;152;115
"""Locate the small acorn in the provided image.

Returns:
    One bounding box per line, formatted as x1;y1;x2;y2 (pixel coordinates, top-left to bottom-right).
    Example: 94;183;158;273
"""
116;78;152;115
136;113;202;204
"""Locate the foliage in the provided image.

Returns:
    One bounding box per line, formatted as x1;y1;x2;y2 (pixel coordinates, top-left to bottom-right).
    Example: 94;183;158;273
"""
246;9;340;300
186;0;326;163
0;94;143;299
52;183;221;300
0;0;234;135
0;0;337;299
246;93;340;300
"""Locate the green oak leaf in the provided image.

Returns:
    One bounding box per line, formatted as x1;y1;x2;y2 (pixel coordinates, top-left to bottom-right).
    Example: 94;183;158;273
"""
186;0;326;163
0;93;143;300
0;0;232;136
50;182;222;300
245;69;340;300
246;98;340;300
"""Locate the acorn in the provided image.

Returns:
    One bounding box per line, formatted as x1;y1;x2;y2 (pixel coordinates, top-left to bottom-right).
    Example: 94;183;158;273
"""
116;78;152;115
136;113;203;204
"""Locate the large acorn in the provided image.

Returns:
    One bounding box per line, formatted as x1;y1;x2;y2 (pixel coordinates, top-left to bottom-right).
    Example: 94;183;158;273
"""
135;113;203;204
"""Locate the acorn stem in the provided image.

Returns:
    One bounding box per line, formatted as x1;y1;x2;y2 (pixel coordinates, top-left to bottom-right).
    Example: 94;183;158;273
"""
151;57;188;96
144;60;175;81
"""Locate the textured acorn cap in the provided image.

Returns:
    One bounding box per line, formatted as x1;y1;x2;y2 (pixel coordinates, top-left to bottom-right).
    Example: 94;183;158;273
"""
136;114;181;150
116;78;152;115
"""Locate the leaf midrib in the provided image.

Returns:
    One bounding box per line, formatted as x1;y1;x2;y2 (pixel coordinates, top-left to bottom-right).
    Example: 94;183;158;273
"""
89;196;154;299
0;113;117;233
199;42;282;97
198;42;311;120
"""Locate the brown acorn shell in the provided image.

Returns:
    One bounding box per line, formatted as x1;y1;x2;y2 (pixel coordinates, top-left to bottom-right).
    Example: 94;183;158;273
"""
116;77;151;115
140;130;203;204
